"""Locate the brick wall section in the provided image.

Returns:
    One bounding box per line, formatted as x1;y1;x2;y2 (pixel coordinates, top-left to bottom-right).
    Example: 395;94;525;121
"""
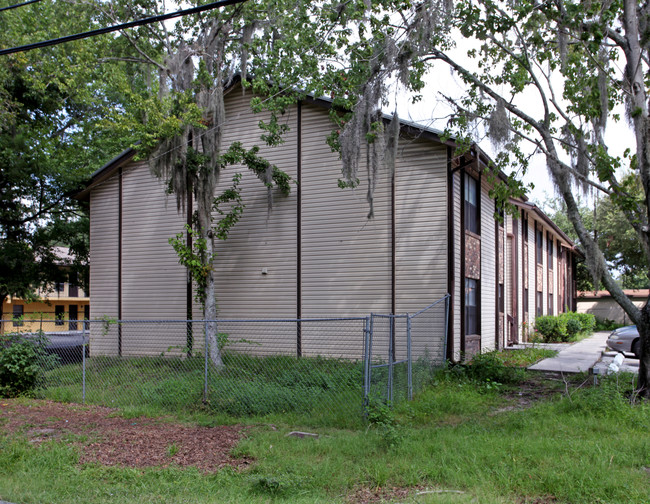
465;233;481;280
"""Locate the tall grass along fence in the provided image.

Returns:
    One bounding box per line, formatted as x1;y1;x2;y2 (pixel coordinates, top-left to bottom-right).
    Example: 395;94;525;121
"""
1;296;449;422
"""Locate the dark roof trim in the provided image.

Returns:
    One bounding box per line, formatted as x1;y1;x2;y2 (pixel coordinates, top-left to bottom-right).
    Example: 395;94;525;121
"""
578;289;650;299
73;78;248;202
73;148;136;201
510;199;583;256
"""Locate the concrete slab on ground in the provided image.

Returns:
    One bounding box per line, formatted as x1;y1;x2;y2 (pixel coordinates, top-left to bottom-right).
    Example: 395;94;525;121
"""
592;350;640;375
527;331;611;373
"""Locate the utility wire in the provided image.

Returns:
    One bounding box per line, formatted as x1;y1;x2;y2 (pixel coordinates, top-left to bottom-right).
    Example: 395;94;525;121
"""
0;0;41;13
0;0;248;56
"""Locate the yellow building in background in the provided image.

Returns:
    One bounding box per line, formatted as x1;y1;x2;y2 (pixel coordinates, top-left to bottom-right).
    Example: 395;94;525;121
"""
1;247;89;335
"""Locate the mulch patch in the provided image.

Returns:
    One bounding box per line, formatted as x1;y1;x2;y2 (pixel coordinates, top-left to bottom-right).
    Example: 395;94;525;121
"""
345;486;422;504
0;399;252;473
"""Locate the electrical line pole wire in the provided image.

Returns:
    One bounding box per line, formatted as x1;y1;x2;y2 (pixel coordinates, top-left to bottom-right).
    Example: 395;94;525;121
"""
0;0;42;13
0;0;249;56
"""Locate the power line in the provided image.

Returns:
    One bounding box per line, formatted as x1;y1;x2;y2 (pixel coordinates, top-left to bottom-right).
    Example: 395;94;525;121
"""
0;0;248;56
0;0;41;13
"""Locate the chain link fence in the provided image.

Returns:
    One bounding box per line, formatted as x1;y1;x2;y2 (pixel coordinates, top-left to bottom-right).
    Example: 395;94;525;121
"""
1;296;449;423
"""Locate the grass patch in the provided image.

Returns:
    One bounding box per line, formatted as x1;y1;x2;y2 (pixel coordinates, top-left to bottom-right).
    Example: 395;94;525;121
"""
497;347;557;367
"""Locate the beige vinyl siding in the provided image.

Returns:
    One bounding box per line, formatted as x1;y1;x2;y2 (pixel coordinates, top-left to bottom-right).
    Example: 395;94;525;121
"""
514;214;523;341
453;171;462;360
120;161;189;355
395;139;447;360
394;140;448;312
503;220;510;349
212;90;298;317
527;217;536;327
204;90;299;356
300;103;390;358
505;219;512;318
89;175;120;355
480;180;496;352
539;222;545;314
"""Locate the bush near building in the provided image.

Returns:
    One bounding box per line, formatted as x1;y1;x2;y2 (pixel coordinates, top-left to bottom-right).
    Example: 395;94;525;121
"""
534;312;596;343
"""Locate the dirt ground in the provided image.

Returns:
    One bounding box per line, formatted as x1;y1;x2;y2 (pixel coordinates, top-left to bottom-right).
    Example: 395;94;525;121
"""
0;399;252;473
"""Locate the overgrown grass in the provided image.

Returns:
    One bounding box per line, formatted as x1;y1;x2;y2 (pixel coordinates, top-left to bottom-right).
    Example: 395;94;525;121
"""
37;351;447;429
2;371;649;504
5;349;647;502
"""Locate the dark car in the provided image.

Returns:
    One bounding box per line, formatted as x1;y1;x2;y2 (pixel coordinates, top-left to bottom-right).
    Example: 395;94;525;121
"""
606;325;641;359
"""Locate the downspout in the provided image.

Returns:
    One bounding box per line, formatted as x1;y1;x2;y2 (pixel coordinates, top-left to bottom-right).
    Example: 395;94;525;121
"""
446;146;455;361
296;100;302;357
187;184;193;355
118;166;123;357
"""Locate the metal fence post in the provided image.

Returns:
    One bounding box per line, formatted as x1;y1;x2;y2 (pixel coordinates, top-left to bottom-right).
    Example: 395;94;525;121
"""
444;294;450;363
82;323;86;404
367;315;375;405
387;316;394;403
203;320;208;404
407;314;412;401
363;316;371;406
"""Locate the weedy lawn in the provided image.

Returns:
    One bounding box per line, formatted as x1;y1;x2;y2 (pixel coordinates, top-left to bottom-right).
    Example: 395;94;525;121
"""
1;349;648;504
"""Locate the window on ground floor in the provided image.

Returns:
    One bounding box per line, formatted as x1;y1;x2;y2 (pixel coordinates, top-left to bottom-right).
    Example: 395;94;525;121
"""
536;291;543;317
548;293;554;315
465;278;479;335
498;283;504;313
55;305;65;325
523;288;529;316
12;305;24;326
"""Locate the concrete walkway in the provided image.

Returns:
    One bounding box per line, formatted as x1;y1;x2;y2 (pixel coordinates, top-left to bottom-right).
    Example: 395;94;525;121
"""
527;331;610;373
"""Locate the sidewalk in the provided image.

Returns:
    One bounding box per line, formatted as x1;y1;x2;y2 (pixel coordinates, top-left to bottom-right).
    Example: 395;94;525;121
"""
526;331;611;373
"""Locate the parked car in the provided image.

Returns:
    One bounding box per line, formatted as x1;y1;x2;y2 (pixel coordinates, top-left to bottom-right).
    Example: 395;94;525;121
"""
606;325;641;359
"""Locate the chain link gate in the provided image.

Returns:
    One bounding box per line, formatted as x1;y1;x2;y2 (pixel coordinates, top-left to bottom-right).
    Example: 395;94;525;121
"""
363;295;450;406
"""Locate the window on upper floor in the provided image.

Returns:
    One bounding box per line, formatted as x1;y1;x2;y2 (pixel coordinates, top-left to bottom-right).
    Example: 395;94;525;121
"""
464;174;479;235
536;227;543;264
522;215;528;241
547;233;553;270
69;272;79;298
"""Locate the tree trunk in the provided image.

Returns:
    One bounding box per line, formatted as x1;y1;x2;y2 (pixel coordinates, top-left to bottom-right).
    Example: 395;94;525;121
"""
202;226;223;368
622;0;650;396
638;305;650;395
0;295;4;336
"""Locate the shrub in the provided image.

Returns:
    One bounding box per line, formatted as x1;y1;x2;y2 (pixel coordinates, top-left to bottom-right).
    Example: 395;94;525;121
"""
536;312;596;342
565;318;582;338
0;334;48;397
575;312;596;334
594;317;622;331
366;397;403;449
535;315;568;342
463;351;525;385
